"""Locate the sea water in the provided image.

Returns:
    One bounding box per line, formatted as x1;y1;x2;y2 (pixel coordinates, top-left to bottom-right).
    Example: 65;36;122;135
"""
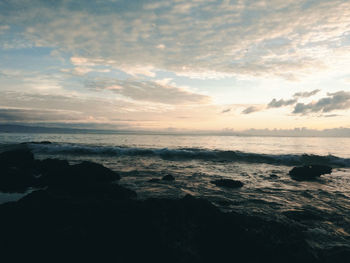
1;132;350;250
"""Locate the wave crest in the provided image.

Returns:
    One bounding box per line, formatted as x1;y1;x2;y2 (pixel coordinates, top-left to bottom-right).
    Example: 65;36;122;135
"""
26;142;350;167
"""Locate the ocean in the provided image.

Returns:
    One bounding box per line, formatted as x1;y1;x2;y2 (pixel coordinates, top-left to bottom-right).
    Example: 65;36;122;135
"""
1;132;350;251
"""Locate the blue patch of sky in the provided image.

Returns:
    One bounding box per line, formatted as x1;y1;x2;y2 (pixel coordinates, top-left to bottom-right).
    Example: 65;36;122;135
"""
66;0;146;15
0;47;64;72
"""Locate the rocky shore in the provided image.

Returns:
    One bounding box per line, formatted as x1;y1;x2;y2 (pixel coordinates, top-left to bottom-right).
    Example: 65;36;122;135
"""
0;147;348;262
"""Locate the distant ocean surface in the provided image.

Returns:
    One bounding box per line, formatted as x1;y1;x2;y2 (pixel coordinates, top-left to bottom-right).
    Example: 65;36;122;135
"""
1;132;350;250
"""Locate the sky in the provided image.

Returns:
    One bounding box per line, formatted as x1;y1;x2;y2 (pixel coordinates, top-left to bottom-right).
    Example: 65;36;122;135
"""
1;0;350;132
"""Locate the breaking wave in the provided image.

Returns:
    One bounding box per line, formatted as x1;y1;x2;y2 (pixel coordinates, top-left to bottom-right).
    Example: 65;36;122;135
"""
25;142;350;167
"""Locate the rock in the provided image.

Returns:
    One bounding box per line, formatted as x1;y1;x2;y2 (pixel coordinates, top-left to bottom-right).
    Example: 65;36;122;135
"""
0;149;38;192
95;183;137;200
0;149;122;197
0;167;37;193
148;178;161;183
36;160;120;190
289;165;332;180
0;148;34;169
0;191;318;263
37;158;70;175
30;141;52;144
162;174;175;181
211;179;243;188
35;158;71;187
282;210;322;221
72;161;121;182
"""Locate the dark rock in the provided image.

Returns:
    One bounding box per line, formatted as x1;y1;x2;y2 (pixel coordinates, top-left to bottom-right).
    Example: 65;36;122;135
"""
72;161;120;182
0;150;334;262
37;158;70;176
0;148;34;169
68;183;137;200
0;167;37;193
283;210;322;221
162;174;175;181
148;178;161;183
270;174;278;178
0;191;318;263
289;165;332;181
0;147;122;195
320;246;350;263
35;158;71;188
36;160;120;192
0;149;38;192
211;179;244;188
30;141;52;144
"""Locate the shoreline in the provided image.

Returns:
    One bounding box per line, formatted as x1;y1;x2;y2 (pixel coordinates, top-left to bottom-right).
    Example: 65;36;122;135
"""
0;147;349;262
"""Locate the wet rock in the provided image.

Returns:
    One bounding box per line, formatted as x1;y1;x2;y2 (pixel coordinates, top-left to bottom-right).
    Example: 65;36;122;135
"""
37;158;70;175
0;167;37;193
72;161;120;182
0;148;34;169
162;174;175;181
0;149;38;192
289;165;332;181
270;174;278;178
283;210;322;221
0;191;318;263
321;246;350;263
36;160;120;192
211;179;243;188
0;148;121;194
148;178;161;183
30;141;52;144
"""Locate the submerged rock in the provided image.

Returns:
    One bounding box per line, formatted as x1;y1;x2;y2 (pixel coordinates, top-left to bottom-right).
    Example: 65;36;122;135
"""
211;179;243;188
162;174;175;181
289;165;332;181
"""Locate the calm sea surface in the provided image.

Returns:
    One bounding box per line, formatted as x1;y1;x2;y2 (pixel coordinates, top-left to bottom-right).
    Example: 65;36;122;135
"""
1;132;350;250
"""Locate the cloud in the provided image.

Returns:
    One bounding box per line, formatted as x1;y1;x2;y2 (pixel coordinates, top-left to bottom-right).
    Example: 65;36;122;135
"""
268;98;297;108
2;0;350;79
0;108;83;122
221;108;231;113
0;25;9;34
322;114;341;118
293;91;350;114
241;106;262;114
293;89;320;98
87;79;211;105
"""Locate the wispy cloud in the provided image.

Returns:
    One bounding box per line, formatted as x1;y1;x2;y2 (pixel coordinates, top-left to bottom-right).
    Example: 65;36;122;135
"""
2;0;350;79
268;98;297;108
87;79;211;105
293;89;320;98
241;106;262;114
